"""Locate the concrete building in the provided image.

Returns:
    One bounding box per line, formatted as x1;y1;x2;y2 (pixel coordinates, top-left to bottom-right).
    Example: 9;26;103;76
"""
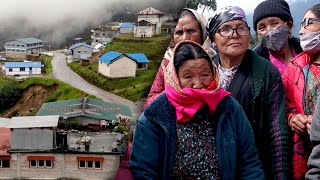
4;61;42;76
136;7;164;35
98;51;149;78
0;98;132;179
68;43;95;61
91;25;118;46
134;20;157;38
4;38;44;59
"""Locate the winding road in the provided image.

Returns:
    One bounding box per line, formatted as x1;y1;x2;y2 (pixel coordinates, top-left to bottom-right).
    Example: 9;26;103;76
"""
51;52;142;121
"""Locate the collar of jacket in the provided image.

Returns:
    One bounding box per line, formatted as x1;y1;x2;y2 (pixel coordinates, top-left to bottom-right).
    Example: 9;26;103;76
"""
291;52;312;69
213;49;270;100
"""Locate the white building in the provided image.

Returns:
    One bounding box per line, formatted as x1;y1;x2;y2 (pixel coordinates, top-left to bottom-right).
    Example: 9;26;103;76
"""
4;38;44;59
98;51;149;78
136;7;164;35
4;62;42;76
91;25;118;46
134;20;157;38
68;43;95;61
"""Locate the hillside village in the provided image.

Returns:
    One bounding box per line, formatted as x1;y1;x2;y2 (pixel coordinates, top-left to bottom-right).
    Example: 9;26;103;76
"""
0;6;175;179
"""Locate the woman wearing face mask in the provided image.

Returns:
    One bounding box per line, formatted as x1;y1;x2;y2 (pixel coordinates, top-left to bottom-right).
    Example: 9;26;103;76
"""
143;8;213;109
282;3;320;180
207;6;290;179
253;0;303;75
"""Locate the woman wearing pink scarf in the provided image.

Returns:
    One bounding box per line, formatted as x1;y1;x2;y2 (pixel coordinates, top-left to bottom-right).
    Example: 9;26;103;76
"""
129;41;264;179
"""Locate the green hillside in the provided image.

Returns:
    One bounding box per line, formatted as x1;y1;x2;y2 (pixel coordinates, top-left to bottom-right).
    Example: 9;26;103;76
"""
69;32;171;101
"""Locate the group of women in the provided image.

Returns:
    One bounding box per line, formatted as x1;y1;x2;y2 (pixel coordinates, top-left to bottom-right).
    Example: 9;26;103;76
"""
117;0;320;179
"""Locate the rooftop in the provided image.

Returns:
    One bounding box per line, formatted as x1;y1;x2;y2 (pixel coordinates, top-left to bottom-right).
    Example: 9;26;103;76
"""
16;37;44;44
137;7;165;15
4;61;42;68
68;43;95;50
0;115;60;128
36;97;132;120
98;51;149;64
120;22;135;28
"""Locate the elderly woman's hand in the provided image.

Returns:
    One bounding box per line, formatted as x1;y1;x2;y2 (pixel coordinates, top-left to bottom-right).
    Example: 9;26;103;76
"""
289;114;311;134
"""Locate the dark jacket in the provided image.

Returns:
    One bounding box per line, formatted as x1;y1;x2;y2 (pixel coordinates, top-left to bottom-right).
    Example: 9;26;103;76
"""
253;37;303;60
214;49;292;179
130;94;265;180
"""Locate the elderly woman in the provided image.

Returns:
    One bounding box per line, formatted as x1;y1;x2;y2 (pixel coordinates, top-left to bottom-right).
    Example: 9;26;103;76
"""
143;8;213;109
130;40;264;179
206;6;291;179
253;0;303;75
282;3;320;179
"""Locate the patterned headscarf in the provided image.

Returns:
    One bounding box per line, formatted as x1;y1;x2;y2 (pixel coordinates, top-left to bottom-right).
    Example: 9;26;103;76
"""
206;6;247;41
164;40;230;122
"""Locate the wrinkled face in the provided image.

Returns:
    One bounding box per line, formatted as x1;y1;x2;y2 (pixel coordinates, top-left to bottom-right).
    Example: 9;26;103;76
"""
213;20;250;58
177;58;214;89
174;16;202;45
299;10;320;35
256;16;291;36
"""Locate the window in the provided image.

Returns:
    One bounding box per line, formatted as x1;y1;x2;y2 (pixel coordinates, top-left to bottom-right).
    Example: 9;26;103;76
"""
16;49;20;52
140;27;146;33
12;44;15;46
84;51;88;53
77;157;103;170
20;67;25;71
7;44;10;46
27;156;54;169
0;157;10;168
21;50;25;52
78;51;81;53
21;45;25;47
7;49;11;52
17;45;20;47
29;160;53;168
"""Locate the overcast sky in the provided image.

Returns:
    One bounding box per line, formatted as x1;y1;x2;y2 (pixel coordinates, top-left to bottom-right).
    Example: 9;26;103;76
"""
199;0;306;18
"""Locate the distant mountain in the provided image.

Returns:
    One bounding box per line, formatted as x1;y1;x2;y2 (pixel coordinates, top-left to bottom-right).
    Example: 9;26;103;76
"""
247;0;319;37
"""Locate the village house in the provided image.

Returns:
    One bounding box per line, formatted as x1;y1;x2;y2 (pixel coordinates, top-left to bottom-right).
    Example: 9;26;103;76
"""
0;98;133;179
4;38;44;59
91;24;119;46
119;22;135;34
98;50;149;78
4;61;42;76
134;20;157;38
136;7;164;36
68;43;95;61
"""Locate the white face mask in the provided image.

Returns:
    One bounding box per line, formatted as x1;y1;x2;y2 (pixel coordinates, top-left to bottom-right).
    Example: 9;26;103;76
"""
300;31;320;54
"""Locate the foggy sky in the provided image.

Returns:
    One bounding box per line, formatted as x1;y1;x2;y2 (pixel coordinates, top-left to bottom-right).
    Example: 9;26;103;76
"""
0;0;185;49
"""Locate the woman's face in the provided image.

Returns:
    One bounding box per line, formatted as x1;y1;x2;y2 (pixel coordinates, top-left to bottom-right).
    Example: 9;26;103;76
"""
174;16;202;45
213;20;250;58
256;16;291;36
299;10;320;35
177;58;214;89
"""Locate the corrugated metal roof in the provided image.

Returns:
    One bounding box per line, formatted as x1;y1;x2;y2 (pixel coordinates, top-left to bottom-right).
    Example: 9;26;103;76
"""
126;53;150;63
0;127;10;155
16;37;44;44
137;7;164;15
0;115;59;128
68;43;95;50
98;51;122;64
99;51;149;64
4;61;42;68
120;22;135;28
36;98;132;120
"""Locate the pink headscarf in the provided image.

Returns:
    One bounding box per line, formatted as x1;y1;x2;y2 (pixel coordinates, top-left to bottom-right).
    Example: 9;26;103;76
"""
164;40;231;123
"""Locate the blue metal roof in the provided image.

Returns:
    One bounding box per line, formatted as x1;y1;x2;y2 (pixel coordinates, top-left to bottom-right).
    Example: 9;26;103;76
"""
98;51;122;64
99;51;149;64
68;43;95;50
120;22;135;28
4;62;42;68
126;53;149;63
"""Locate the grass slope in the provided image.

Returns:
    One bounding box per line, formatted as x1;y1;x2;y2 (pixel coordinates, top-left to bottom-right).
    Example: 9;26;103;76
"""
69;32;171;101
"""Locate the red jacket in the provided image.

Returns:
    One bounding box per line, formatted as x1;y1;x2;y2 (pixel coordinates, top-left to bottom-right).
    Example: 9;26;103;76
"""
282;52;312;180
